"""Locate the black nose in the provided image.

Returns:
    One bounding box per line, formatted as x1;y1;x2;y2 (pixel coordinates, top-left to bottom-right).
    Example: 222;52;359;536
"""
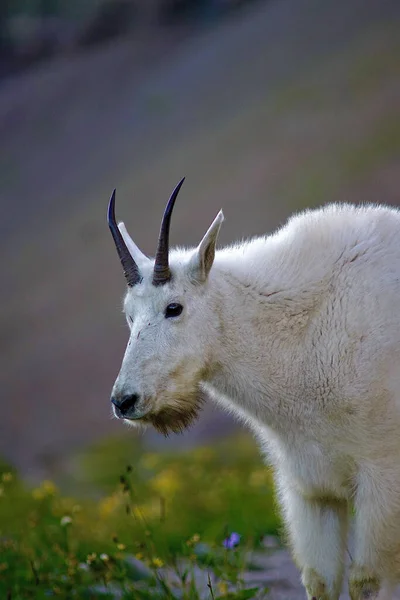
111;393;139;417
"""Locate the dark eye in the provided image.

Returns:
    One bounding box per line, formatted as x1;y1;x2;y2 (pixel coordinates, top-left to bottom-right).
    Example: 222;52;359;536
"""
165;303;183;319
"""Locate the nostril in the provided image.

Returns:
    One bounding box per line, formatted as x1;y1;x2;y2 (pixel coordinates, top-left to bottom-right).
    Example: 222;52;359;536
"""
111;394;139;416
120;394;139;413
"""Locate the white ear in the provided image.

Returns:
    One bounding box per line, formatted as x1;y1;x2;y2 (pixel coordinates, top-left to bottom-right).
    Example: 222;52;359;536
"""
118;222;151;268
188;210;224;283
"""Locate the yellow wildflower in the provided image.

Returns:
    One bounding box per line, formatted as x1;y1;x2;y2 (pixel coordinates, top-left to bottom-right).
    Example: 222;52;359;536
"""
98;492;123;518
186;533;200;547
87;553;97;564
152;557;164;568
32;480;57;500
135;552;144;561
151;468;181;496
42;480;57;494
217;581;228;595
32;488;44;500
117;543;126;551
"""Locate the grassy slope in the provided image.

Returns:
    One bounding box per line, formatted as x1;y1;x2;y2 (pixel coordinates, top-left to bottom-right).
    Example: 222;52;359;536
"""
0;434;280;599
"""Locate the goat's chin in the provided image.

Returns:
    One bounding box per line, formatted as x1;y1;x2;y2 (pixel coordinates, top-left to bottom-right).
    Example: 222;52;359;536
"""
141;392;205;436
123;418;149;432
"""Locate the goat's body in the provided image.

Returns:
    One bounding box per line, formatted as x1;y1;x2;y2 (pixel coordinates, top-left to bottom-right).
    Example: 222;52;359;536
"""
110;194;400;599
198;204;400;599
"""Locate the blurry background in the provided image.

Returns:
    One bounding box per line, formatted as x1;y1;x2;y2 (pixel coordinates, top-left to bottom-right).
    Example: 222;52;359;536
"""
1;0;399;483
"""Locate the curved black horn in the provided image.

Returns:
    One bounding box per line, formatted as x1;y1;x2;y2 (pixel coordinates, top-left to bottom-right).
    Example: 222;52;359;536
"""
153;177;185;286
108;189;142;286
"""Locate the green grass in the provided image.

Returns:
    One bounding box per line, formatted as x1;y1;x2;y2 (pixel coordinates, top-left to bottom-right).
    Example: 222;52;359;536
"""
0;433;280;599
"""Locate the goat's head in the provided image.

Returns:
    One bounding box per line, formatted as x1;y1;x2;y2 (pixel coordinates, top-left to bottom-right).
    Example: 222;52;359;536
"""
108;178;224;435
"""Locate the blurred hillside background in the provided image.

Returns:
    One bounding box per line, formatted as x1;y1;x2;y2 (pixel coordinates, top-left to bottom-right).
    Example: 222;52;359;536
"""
1;0;400;483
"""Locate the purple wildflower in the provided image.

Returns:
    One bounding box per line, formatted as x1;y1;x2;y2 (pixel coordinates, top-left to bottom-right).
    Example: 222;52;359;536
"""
223;532;241;549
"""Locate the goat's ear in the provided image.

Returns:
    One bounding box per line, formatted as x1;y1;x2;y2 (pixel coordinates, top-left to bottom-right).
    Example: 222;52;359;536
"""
188;210;224;283
118;222;151;268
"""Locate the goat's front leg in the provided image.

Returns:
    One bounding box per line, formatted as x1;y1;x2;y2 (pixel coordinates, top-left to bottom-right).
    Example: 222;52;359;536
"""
276;474;348;600
349;463;400;600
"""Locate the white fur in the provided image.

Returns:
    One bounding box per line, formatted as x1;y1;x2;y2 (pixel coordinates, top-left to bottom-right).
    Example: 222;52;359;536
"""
111;202;400;599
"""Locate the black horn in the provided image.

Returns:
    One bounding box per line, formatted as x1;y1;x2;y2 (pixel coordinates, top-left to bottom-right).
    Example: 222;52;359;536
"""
108;189;142;286
153;177;185;286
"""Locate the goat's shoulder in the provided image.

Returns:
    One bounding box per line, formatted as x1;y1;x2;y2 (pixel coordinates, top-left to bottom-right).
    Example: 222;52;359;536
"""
215;202;400;287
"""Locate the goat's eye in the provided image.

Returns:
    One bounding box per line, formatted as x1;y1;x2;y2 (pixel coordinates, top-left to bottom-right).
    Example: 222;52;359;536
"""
165;303;183;319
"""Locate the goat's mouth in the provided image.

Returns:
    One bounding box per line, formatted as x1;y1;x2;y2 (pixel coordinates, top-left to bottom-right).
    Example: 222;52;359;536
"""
122;409;150;422
136;392;206;436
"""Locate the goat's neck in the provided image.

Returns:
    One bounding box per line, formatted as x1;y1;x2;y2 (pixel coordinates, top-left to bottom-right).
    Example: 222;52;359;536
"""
203;266;314;431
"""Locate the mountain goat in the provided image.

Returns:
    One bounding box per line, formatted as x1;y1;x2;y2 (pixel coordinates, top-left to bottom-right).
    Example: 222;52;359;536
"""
107;178;400;600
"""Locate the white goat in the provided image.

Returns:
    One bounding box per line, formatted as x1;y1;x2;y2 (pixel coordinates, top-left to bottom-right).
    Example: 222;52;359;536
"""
108;178;400;600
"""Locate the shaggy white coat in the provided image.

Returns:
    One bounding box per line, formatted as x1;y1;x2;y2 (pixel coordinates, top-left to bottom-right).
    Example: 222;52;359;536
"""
113;203;400;600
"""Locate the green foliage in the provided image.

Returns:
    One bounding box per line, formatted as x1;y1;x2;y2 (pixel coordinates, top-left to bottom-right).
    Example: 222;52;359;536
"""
0;434;279;599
